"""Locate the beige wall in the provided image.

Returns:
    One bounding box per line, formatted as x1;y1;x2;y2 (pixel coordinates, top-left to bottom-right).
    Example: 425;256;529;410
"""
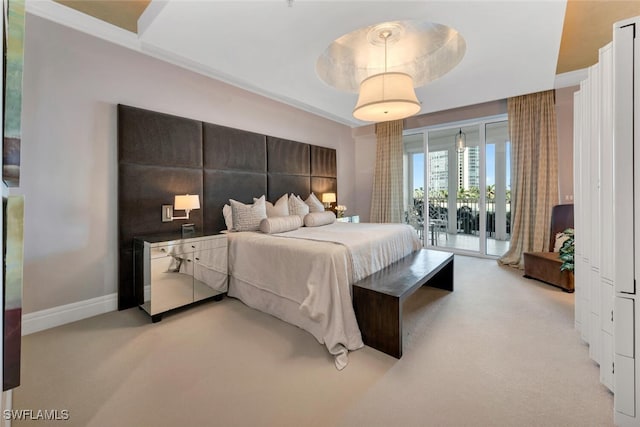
556;85;579;204
404;100;508;130
352;127;377;222
17;15;355;313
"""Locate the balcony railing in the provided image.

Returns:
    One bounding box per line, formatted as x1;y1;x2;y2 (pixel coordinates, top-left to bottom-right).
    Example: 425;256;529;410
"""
405;197;511;238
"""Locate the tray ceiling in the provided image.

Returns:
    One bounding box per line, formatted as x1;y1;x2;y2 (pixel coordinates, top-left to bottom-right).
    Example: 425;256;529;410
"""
40;1;640;126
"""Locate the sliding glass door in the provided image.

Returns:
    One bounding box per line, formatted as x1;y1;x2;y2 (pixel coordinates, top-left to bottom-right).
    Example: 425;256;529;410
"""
403;116;510;257
485;121;511;256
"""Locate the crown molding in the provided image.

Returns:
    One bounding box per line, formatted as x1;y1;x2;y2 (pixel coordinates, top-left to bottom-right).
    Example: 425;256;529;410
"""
554;68;588;89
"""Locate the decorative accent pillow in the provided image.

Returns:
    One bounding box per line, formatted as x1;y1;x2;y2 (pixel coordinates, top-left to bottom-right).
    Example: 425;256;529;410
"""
554;231;569;252
304;211;336;227
288;194;310;219
230;196;267;232
256;194;289;217
305;192;325;213
259;215;303;234
223;204;233;230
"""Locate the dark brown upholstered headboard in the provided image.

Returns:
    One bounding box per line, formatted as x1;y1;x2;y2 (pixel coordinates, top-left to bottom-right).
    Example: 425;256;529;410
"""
117;104;337;309
548;204;574;252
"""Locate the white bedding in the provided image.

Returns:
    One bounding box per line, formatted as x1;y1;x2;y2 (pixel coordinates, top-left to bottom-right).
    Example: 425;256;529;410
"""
227;222;421;369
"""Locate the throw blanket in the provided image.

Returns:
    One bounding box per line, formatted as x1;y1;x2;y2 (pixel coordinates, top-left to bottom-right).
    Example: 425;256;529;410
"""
228;222;421;369
278;222;421;282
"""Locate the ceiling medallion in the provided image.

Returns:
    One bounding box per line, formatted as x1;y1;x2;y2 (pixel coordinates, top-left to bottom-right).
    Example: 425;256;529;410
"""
316;20;466;122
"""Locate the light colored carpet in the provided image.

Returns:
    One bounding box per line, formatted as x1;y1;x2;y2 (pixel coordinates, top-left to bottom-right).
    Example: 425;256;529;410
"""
13;255;613;427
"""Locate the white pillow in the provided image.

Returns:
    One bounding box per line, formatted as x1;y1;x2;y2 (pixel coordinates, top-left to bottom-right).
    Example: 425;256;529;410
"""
554;232;569;252
222;204;233;230
260;215;303;234
288;194;310;219
256;194;289;217
304;211;336;227
305;192;325;213
230;196;267;232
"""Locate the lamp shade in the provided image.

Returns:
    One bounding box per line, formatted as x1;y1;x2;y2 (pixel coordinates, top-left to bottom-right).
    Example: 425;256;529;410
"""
174;194;200;211
322;192;336;204
353;72;421;122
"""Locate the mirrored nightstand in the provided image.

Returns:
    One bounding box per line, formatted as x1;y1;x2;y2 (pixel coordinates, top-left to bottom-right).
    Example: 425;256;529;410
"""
134;233;227;322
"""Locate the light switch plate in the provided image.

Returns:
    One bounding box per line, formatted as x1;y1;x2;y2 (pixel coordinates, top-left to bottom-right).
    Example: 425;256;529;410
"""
162;205;173;222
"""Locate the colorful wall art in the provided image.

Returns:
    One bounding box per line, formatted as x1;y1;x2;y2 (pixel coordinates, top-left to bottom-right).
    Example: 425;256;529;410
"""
4;196;24;390
3;0;25;187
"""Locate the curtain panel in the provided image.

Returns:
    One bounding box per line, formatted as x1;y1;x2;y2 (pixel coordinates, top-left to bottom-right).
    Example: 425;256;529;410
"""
499;90;559;268
370;120;404;223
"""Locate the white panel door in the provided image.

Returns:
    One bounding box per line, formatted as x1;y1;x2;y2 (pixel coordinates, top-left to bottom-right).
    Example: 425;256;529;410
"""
574;89;584;333
613;23;635;295
600;43;615;283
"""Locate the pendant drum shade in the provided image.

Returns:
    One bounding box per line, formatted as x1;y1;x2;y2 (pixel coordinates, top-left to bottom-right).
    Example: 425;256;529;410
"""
353;72;421;122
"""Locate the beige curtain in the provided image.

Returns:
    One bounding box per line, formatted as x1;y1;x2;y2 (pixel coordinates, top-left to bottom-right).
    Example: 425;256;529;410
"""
370;120;404;223
499;90;559;268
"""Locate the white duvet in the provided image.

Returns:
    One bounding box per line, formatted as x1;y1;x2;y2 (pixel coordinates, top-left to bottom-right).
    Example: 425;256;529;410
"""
227;222;421;369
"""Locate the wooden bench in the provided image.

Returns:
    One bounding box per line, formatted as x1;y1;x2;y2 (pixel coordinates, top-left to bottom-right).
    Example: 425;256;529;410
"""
352;249;454;358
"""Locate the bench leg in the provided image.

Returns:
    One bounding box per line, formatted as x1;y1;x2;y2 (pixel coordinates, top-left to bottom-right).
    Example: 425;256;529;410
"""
426;258;454;291
353;286;402;358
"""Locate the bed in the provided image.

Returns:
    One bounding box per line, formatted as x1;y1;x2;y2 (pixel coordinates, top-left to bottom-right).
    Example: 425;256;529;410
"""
115;105;427;368
227;221;421;369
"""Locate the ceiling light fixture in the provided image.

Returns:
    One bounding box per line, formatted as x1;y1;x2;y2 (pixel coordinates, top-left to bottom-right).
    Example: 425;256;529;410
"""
455;128;466;153
352;30;421;122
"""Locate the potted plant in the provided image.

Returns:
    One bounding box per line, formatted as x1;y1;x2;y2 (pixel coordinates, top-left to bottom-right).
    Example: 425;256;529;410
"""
559;228;574;272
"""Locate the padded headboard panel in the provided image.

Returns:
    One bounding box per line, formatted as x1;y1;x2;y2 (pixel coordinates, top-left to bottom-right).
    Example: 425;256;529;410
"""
118;105;205;309
267;137;311;201
202;123;267;234
117;104;337;309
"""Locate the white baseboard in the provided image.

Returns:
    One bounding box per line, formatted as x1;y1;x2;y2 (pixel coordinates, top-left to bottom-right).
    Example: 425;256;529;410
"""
22;293;118;336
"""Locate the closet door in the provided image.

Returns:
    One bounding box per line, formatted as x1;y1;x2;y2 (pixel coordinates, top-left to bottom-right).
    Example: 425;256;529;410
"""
579;78;592;344
600;42;615;285
588;63;602;365
613;19;638;426
573;89;584;334
599;42;614;392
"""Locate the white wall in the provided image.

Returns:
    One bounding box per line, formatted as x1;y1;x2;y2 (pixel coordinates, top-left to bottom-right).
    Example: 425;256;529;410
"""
17;14;355;313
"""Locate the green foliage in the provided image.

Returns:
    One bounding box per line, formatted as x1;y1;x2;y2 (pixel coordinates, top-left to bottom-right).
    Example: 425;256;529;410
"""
428;189;448;200
457;187;480;200
558;228;575;272
486;184;495;200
